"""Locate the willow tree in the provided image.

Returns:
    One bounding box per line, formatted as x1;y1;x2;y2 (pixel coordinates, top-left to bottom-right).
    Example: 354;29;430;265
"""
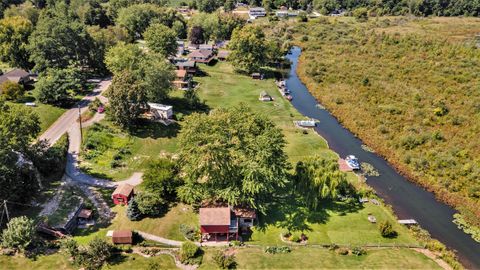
177;105;289;213
294;156;349;209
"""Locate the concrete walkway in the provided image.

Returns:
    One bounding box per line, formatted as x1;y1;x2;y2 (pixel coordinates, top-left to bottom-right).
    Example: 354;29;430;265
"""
137;231;184;247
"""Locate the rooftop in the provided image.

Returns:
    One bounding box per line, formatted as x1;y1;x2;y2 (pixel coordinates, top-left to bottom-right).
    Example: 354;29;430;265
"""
148;103;173;111
176;69;187;78
0;69;30;85
189;49;213;58
199;207;231;226
112;184;134;197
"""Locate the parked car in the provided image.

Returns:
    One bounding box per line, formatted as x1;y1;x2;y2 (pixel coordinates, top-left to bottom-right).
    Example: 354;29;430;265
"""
345;155;360;170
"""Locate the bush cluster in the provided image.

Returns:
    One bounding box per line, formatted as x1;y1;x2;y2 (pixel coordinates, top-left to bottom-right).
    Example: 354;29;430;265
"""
264;246;291;254
180;241;202;265
212;250;236;269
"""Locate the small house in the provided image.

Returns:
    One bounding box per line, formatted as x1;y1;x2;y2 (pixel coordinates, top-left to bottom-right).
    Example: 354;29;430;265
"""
112;230;133;244
175;60;197;74
199;204;256;242
173;69;190;89
217;50;230;61
111;184;134;205
200;207;237;242
187;42;199;51
188;50;214;63
0;69;32;86
251;73;263;80
148;103;173;120
259;91;272;101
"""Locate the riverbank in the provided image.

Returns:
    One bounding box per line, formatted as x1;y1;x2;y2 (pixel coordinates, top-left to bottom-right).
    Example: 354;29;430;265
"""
285;45;480;269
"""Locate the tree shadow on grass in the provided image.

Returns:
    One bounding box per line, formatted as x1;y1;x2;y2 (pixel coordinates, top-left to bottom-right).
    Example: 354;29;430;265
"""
108;253;128;266
165;96;210;116
131;119;181;140
255;195;364;233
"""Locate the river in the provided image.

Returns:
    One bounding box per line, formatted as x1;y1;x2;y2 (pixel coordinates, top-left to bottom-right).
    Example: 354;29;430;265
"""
285;46;480;269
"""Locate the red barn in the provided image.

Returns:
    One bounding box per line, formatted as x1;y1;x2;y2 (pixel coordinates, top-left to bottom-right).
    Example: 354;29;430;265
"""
111;184;134;205
199;207;238;242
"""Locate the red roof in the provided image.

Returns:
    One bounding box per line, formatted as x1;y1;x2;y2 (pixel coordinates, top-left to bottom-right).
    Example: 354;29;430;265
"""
199;207;231;226
176;69;187;78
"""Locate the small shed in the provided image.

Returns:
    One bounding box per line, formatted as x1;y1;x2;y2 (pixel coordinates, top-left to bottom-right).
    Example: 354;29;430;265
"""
173;69;189;89
200;207;237;242
217;50;230;61
111;184;134;205
259;91;272;101
112;230;133;244
148;103;173;120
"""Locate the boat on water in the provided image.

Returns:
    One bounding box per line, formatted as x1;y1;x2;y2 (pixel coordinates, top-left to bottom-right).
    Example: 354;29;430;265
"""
294;119;316;127
345;155;360;170
286;94;293;101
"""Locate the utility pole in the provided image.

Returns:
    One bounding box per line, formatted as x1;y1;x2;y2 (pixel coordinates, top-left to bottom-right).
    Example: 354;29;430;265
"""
78;104;83;142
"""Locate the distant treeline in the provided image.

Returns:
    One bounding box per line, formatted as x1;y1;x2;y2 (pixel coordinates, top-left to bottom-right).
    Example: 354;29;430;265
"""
190;0;480;17
313;0;480;16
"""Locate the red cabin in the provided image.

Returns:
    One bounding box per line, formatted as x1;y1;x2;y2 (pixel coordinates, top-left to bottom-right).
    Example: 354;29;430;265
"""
200;207;238;242
111;184;134;205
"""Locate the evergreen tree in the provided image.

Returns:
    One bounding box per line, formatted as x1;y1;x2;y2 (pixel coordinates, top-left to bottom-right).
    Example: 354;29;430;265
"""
126;198;141;221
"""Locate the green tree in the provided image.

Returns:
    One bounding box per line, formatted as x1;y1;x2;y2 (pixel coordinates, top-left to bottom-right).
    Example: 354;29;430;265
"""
107;70;146;129
142;158;180;201
1;216;35;252
27;4;94;72
294;156;350;209
87;25;129;75
172;20;187;39
144;23;178;57
0;81;24;101
36;67;84;106
61;238;79;259
135;191;167;216
116;4;182;39
0;101;40;151
105;43;174;102
126;197;142;221
0;16;33;70
228;25;269;73
188;25;204;45
196;0;221;13
177;105;289;212
224;0;235;12
4;2;40;25
77;238;113;270
105;42;144;74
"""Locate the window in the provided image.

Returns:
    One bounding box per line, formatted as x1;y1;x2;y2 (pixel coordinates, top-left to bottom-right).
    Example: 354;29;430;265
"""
244;219;252;223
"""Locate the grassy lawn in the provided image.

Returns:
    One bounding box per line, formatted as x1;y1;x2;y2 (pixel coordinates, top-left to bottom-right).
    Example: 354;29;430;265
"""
0;253;177;270
80;61;334;180
249;199;418;246
200;247;441;269
73;203;198;244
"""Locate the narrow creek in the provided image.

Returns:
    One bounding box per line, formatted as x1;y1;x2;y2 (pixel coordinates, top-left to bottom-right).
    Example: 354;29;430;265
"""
285;46;480;269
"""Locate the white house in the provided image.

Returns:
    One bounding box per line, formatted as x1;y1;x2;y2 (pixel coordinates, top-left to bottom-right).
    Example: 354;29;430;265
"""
148;103;173;120
249;7;266;19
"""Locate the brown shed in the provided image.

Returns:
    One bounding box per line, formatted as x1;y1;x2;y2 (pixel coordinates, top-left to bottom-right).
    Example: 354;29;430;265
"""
112;230;133;244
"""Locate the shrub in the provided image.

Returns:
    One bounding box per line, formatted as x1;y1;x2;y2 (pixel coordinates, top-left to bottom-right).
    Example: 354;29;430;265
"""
264;246;291;254
1;216;35;252
88;98;103;112
0;81;24;101
179;224;199;241
61;238;79;258
281;229;291;238
180;241;201;265
289;233;301;243
353;8;368;22
336;247;349;255
351;246;366;256
328;243;339;250
212;250;236;269
229;240;243;247
378;221;397;238
298;12;308;22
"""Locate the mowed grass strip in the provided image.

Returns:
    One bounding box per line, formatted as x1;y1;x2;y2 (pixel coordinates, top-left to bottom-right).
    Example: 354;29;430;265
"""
199;247;441;269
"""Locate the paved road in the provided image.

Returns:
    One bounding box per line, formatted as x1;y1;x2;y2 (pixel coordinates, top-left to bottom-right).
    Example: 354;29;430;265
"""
38;78;143;187
38;80;111;146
